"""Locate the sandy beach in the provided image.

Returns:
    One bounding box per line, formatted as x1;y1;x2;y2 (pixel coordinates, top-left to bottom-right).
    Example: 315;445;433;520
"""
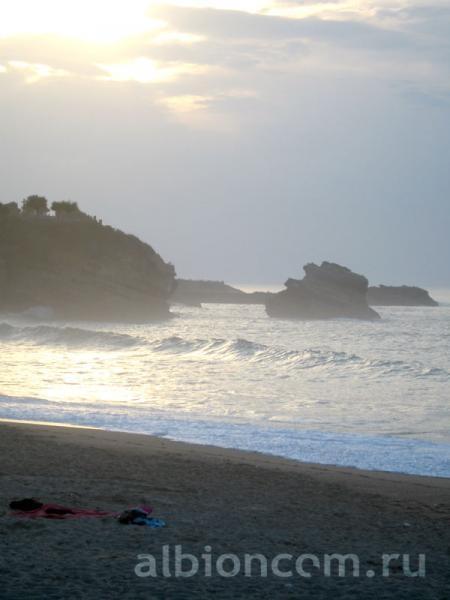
1;421;449;599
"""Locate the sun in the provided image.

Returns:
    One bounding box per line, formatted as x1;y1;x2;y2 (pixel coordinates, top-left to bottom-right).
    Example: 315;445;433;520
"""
0;0;164;43
0;1;284;43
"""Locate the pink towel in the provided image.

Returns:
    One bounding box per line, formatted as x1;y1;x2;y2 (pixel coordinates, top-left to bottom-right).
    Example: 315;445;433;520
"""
12;503;118;519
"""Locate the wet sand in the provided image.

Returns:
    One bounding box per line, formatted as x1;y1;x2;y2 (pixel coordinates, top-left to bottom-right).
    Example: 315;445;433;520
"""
0;421;449;599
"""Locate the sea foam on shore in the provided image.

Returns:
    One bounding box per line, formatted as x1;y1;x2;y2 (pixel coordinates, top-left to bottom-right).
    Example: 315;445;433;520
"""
0;299;449;477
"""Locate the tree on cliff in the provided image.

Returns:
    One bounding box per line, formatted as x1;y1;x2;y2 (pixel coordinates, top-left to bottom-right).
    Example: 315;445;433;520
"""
0;202;176;320
22;195;49;217
51;201;80;218
0;202;20;218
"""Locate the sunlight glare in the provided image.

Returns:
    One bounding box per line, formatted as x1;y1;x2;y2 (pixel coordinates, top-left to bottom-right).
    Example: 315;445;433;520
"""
0;0;165;42
162;94;213;112
5;61;69;83
96;57;207;84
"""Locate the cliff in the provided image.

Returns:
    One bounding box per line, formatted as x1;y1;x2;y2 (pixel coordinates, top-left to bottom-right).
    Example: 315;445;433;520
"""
0;213;175;321
170;280;270;307
368;285;438;307
266;262;380;321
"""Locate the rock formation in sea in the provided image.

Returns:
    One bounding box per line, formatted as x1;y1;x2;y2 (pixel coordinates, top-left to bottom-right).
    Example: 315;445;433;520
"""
368;285;438;307
265;262;380;320
170;279;271;307
0;199;175;321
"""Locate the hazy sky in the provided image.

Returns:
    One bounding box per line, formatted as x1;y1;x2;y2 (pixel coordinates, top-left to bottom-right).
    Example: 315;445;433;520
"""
1;0;449;286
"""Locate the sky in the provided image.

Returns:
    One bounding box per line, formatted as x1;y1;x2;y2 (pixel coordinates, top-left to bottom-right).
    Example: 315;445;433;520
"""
0;0;449;286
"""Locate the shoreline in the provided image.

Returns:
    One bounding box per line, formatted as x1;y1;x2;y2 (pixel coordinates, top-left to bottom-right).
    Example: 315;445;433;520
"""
1;415;449;481
1;421;450;598
2;419;450;492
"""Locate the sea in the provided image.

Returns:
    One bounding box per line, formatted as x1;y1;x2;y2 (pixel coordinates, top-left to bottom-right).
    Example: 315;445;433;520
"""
1;287;449;478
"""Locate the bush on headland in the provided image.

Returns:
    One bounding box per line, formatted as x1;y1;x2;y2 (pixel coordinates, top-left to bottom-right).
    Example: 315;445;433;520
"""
0;195;176;322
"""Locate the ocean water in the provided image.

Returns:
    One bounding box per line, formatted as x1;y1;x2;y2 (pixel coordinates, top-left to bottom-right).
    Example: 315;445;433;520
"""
1;290;449;477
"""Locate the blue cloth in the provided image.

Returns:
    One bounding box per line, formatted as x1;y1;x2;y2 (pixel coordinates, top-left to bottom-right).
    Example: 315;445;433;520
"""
133;516;166;528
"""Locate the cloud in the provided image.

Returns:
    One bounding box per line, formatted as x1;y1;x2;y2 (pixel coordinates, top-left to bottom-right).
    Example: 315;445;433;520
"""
149;4;386;43
0;60;69;83
96;57;210;84
0;35;129;77
1;1;449;284
1;2;447;94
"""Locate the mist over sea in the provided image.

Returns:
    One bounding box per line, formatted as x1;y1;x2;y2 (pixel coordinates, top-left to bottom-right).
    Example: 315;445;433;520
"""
1;289;449;477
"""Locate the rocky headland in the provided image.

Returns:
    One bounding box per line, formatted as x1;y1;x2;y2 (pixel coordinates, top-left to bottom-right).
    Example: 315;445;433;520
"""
0;198;175;321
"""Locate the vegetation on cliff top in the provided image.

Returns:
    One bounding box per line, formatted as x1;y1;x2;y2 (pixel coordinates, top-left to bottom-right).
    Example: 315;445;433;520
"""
0;195;175;321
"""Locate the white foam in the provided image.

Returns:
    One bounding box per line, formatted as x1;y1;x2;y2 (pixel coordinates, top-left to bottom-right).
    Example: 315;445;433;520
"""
1;395;449;478
1;301;449;477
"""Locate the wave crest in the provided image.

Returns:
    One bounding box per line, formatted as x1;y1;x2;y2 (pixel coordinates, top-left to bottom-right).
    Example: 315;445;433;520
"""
0;322;138;348
0;323;447;379
150;336;449;378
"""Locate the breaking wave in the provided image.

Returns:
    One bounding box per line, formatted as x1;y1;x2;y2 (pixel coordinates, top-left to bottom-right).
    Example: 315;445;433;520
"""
0;323;447;379
0;322;138;348
149;336;449;378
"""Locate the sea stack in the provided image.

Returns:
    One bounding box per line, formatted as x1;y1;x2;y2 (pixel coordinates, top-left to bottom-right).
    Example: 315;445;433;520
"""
368;285;438;307
266;261;380;321
0;204;175;321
